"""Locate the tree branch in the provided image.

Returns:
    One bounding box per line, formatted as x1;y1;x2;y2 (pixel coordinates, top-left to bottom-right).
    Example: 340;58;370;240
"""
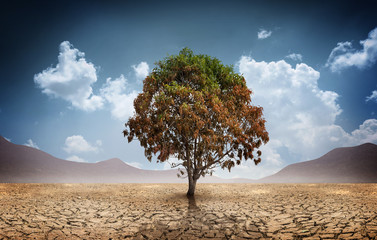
197;148;233;172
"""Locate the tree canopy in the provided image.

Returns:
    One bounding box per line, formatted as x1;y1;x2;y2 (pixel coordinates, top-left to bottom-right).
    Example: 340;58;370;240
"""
124;48;269;195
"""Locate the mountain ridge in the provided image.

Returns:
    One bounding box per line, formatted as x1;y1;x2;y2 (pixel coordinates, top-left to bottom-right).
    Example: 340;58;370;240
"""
0;136;247;183
1;136;376;183
257;142;377;183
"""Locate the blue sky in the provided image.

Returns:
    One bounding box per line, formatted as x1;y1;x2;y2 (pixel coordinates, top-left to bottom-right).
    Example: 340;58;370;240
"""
1;0;377;179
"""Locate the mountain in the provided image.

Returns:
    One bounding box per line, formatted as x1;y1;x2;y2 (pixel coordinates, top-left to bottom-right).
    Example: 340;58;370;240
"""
258;143;377;183
0;136;248;183
1;136;376;183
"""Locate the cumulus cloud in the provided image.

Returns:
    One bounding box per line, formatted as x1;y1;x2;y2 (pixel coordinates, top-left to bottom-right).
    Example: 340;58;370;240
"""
34;41;103;111
96;140;102;146
237;55;377;167
366;90;377;103
100;75;138;121
24;139;39;149
257;29;272;39
67;155;86;163
132;61;149;82
285;53;303;62
64;135;100;154
4;137;11;142
326;27;377;72
258;140;284;166
350;119;377;143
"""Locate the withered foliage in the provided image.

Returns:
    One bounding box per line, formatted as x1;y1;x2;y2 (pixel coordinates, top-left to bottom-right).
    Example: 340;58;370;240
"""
124;48;268;194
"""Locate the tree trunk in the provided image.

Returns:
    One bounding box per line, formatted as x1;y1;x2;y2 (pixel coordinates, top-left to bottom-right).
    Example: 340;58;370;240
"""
187;194;199;210
187;177;197;196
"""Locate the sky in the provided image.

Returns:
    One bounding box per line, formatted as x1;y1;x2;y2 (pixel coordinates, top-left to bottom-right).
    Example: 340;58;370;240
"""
1;0;377;179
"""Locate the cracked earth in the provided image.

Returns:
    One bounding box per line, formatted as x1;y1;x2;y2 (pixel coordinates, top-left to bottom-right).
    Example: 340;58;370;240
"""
0;183;376;239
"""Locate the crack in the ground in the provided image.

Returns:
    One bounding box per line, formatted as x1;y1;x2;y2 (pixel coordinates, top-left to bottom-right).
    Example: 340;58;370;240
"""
0;183;376;239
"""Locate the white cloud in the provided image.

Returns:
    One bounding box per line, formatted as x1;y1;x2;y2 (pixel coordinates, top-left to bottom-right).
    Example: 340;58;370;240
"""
258;140;284;166
326;27;377;72
96;140;102;146
132;61;149;81
100;75;139;121
34;41;104;111
67;155;86;163
4;137;11;142
366;90;377;103
24;139;39;149
350;119;377;144
64;135;100;154
34;42;148;119
237;55;377;169
257;29;272;39
285;53;303;62
126;161;143;169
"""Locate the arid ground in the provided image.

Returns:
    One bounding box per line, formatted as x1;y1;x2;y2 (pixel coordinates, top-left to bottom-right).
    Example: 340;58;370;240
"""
0;184;376;239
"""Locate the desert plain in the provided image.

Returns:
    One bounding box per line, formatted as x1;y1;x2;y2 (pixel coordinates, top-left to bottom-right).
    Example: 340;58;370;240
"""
0;183;376;239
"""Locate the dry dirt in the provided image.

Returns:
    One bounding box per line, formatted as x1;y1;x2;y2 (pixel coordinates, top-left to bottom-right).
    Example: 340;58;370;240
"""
0;183;376;239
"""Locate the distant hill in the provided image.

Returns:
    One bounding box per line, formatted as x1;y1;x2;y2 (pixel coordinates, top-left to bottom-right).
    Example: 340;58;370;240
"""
258;143;377;183
1;136;376;183
0;136;249;183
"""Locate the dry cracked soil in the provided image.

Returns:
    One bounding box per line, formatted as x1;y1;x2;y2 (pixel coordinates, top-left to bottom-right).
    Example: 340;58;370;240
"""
0;183;376;239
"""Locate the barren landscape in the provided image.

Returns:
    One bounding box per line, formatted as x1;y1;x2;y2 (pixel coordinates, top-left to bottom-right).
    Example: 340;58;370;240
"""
0;184;376;239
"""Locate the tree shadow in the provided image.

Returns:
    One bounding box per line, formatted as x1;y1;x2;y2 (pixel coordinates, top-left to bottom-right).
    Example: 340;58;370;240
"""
126;194;229;239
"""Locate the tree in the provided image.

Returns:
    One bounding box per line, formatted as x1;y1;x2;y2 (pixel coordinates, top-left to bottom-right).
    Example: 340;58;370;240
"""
124;48;269;196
